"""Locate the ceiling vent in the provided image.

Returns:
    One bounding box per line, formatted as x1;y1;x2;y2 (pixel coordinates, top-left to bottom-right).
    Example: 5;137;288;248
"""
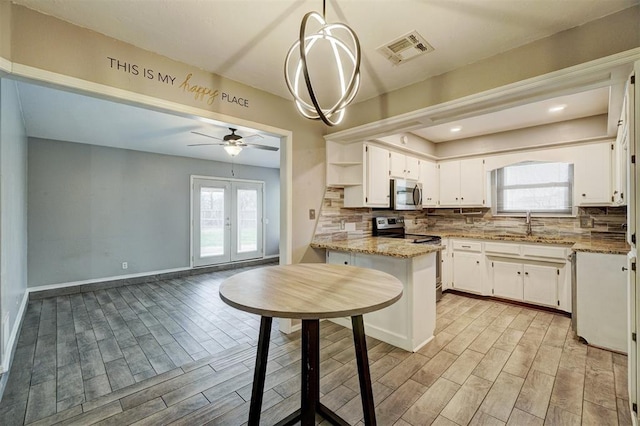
377;31;434;65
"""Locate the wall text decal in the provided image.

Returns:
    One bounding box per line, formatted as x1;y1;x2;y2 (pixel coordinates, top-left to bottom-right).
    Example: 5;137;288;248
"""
107;56;250;108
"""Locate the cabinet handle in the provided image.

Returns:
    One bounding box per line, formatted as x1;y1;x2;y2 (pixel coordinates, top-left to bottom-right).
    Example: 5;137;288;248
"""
517;271;521;275
476;261;480;264
462;245;471;248
344;261;348;265
525;272;529;275
623;266;629;271
582;193;586;197
461;197;464;200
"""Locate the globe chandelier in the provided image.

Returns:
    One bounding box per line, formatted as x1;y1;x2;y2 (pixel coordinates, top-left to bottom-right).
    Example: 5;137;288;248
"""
284;0;361;126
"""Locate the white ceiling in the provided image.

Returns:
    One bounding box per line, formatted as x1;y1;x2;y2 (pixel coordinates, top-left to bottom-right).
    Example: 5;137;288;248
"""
17;82;282;168
413;86;610;142
10;1;637;165
12;0;639;103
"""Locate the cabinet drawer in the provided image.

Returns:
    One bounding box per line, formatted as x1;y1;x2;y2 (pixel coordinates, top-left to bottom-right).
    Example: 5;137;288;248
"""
484;242;520;256
522;245;567;260
452;241;482;252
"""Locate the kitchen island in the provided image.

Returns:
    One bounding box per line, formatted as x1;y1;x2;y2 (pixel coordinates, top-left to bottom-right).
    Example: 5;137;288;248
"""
311;236;442;352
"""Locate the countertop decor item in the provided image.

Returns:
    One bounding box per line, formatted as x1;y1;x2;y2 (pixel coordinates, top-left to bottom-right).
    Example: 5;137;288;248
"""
284;0;361;126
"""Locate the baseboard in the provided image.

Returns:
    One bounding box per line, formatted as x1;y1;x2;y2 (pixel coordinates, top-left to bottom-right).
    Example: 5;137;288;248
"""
29;256;279;300
0;289;29;404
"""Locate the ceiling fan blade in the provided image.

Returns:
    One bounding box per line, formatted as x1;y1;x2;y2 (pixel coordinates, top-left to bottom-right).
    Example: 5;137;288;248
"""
242;133;263;140
187;143;225;147
245;144;279;151
191;131;223;140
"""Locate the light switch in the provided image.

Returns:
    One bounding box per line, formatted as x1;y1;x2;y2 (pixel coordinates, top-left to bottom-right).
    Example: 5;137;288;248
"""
309;209;316;220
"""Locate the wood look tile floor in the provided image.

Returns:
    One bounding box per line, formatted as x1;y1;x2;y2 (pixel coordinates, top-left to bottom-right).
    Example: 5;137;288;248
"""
0;262;632;425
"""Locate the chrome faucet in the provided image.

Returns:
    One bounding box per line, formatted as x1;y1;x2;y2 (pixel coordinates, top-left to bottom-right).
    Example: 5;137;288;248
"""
525;210;532;236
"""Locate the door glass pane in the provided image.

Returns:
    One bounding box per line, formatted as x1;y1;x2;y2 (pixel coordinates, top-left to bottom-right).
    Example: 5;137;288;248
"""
200;187;225;257
237;189;258;253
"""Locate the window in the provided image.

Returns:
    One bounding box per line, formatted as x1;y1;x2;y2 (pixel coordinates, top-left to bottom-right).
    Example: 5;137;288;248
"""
495;161;573;214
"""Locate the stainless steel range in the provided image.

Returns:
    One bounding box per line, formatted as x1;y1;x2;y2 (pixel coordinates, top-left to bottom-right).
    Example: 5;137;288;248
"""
372;216;443;301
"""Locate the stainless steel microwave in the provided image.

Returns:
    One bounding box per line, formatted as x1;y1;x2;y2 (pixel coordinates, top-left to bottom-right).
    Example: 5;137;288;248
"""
391;179;423;210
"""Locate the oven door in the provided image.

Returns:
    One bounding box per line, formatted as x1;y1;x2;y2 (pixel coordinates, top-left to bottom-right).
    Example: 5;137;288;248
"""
392;180;423;210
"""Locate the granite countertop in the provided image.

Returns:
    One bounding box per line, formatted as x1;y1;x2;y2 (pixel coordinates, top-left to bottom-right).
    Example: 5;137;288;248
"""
312;233;631;256
310;236;443;258
571;240;630;255
425;231;629;255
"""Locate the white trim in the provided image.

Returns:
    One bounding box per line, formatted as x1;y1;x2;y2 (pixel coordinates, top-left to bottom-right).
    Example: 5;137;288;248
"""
327;48;640;143
1;291;29;373
28;266;192;293
6;62;294;332
10;63;289;138
0;57;11;74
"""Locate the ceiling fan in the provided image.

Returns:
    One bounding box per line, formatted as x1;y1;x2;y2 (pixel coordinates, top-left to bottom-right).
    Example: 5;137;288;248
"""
189;128;279;157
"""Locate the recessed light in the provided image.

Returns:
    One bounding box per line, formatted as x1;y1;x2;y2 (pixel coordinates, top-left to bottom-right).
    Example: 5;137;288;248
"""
548;105;566;113
450;126;462;133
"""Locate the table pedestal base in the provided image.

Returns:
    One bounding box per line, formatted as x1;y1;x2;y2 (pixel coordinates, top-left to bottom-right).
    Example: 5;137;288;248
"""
248;315;377;426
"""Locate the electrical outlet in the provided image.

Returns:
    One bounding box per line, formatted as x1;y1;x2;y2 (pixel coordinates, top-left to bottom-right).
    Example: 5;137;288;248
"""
309;209;316;220
122;262;128;270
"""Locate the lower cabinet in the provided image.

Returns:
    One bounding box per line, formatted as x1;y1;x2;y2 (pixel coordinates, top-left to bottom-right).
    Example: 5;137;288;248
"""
452;251;483;293
523;263;559;307
492;260;524;300
491;260;559;307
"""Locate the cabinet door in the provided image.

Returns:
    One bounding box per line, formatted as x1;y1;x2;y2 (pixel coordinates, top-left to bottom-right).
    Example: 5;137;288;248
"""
523;264;558;307
452;252;483;293
439;161;461;206
574;142;612;205
405;156;421;180
613;131;628;206
420;160;439;207
389;151;406;179
326;250;351;265
460;158;485;206
492;260;523;301
365;145;390;207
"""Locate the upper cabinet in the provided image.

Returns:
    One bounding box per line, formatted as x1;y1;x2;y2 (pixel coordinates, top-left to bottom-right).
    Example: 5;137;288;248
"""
439;158;485;207
419;160;439;207
389;152;420;180
326;141;390;208
574;142;613;206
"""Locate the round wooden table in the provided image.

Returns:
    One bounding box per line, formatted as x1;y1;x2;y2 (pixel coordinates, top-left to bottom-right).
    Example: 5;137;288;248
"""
219;263;403;426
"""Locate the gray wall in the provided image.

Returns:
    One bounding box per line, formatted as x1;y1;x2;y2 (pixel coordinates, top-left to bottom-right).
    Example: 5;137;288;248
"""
28;138;280;287
0;78;28;364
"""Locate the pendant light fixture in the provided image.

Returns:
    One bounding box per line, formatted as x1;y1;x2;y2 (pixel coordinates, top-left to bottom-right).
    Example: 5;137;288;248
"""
284;0;361;126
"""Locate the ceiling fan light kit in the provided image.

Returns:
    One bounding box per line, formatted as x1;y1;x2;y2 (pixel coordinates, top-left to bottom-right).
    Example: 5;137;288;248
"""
284;0;361;126
223;145;243;156
189;128;279;157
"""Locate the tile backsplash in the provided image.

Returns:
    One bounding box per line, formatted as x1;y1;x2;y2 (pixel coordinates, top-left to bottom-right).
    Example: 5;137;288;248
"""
313;187;626;242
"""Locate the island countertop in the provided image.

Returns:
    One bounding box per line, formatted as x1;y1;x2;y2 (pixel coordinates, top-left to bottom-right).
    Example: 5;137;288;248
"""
310;236;442;258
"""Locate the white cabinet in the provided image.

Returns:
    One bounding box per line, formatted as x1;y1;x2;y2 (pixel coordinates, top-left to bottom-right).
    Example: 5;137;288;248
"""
339;143;390;208
492;260;523;301
325;249;438;352
438;158;485;207
326;250;352;265
451;240;484;294
613;103;629;206
523;264;559;307
419;160;439;207
576;252;628;353
390;152;420;180
490;260;559;307
574;142;613;206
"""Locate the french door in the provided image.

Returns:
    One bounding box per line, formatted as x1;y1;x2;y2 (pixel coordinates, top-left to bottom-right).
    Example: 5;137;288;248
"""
192;177;264;267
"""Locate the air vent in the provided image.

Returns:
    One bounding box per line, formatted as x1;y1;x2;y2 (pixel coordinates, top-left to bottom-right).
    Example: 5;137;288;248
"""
377;31;434;65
